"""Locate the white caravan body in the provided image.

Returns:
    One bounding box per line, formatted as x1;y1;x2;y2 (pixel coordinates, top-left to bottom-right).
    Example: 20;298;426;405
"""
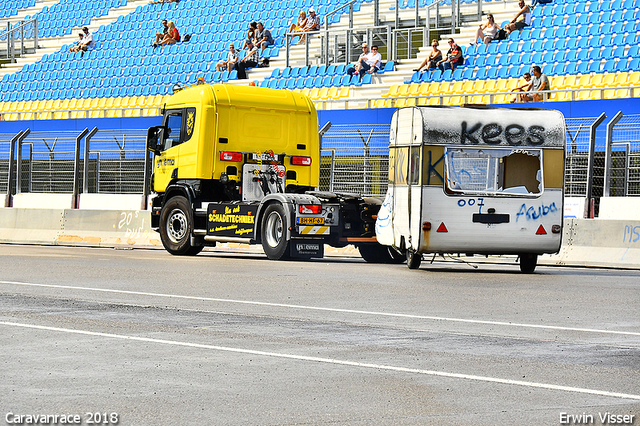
376;106;566;264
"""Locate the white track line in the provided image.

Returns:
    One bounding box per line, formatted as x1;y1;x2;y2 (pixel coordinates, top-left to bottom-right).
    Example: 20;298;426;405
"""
2;280;640;337
1;320;639;401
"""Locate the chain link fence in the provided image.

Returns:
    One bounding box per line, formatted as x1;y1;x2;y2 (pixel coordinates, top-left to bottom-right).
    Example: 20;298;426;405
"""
86;130;147;194
320;124;390;197
0;135;12;193
565;117;603;198
609;115;640;196
1;115;638;206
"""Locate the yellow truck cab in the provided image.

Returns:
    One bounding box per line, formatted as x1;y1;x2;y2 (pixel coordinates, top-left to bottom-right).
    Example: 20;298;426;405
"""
147;84;385;260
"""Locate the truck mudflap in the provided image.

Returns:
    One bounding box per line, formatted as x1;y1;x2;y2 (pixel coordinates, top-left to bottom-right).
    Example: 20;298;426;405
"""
289;239;324;258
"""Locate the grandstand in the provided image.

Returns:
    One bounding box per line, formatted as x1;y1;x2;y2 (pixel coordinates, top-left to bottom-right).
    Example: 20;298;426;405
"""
0;0;638;118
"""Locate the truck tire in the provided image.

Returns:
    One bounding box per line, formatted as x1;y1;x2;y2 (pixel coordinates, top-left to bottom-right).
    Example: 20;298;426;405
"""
159;195;202;256
358;244;406;264
519;253;538;274
406;250;422;269
261;203;291;260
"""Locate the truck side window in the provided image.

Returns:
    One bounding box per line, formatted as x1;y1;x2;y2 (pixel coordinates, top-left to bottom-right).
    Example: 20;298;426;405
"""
163;112;183;151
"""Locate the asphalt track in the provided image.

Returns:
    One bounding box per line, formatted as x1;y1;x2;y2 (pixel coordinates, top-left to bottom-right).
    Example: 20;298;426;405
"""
1;244;639;425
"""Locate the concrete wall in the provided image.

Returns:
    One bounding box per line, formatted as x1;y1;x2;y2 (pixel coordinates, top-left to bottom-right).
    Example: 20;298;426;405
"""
0;208;160;248
1;206;639;269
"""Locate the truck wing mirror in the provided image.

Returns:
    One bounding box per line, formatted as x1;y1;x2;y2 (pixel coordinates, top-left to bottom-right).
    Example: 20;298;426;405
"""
147;125;167;155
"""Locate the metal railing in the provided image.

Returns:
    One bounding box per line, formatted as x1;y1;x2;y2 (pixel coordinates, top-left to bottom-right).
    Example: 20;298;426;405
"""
1;18;38;64
2;115;639;210
284;0;479;67
605;113;640;197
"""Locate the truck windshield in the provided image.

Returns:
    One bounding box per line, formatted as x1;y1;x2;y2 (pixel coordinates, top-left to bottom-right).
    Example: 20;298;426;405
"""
444;147;542;196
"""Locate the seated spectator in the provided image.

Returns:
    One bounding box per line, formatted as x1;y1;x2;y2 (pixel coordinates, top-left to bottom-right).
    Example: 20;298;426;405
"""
236;41;259;79
474;14;501;46
253;22;274;53
297;7;320;43
156;21;180;47
531;0;553;8
521;66;550;102
304;8;321;32
288;10;307;42
510;72;531;103
437;38;463;72
242;22;257;50
216;43;238;72
153;19;168;47
346;43;369;76
360;44;382;78
69;32;84;53
505;0;531;35
77;27;95;55
414;39;442;73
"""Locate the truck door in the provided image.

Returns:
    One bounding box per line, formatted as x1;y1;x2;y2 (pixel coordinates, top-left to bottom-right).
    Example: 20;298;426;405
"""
154;108;195;190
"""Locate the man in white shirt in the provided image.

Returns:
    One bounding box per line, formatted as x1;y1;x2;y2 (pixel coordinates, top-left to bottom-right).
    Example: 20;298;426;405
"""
357;44;382;78
78;27;95;54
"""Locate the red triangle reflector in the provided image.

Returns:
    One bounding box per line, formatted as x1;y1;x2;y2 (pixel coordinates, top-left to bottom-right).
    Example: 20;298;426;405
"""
436;222;448;233
536;225;547;235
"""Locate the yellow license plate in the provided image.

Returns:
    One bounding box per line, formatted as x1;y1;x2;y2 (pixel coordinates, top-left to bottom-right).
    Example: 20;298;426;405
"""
298;217;324;225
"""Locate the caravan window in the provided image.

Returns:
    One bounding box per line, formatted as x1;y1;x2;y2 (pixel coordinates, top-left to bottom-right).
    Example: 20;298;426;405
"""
444;147;543;195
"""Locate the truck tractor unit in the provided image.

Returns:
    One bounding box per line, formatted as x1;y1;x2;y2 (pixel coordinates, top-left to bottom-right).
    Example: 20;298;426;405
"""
147;83;395;262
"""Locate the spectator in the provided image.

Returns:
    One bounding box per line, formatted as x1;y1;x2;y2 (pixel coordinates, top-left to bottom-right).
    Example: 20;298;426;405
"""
360;44;382;78
531;0;553;8
437;38;463;72
510;72;531;103
505;0;531;35
236;41;259;79
288;10;307;42
474;14;501;46
77;27;95;54
242;22;257;50
521;66;550;102
69;32;84;53
297;7;320;43
153;19;168;47
414;39;442;73
253;22;274;52
216;43;238;72
346;43;369;76
157;21;180;47
304;8;321;32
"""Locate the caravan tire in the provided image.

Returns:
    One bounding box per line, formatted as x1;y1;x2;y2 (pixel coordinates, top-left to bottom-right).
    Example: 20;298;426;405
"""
519;253;538;274
406;250;422;269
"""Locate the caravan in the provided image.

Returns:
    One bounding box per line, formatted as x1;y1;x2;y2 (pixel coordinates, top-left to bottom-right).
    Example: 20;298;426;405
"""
376;106;566;273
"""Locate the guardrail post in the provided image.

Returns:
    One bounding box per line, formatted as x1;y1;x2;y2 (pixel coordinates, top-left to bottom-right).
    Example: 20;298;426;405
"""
604;111;623;197
585;113;606;218
6;130;30;207
73;128;90;209
82;127;99;194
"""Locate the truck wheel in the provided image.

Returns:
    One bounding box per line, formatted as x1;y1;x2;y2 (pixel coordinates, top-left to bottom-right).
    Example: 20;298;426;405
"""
159;196;202;256
519;253;538;274
261;203;290;260
406;250;422;269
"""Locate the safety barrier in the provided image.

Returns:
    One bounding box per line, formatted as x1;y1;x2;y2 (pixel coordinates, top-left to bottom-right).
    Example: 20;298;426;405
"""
1;206;639;269
542;218;640;269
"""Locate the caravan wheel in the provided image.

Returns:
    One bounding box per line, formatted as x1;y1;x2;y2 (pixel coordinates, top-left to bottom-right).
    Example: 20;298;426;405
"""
406;250;422;269
519;253;538;274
